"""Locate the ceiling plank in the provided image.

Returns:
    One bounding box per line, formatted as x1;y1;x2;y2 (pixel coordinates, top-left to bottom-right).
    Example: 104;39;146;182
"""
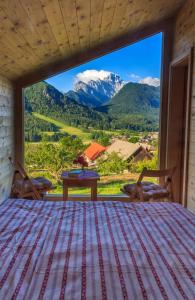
109;0;130;39
0;0;51;61
0;8;41;67
100;0;117;41
90;0;104;47
59;0;81;53
76;0;91;49
40;0;72;56
20;0;62;61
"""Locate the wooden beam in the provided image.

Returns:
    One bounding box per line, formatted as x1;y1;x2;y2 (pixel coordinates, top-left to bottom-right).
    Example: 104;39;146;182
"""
158;21;174;171
14;85;24;165
15;18;174;88
166;48;194;205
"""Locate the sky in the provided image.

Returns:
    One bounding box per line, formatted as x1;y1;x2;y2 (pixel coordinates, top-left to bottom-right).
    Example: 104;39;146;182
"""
46;32;162;93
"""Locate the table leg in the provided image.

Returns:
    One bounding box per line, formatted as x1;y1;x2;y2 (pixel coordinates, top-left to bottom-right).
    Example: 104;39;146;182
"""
91;181;97;201
63;182;68;201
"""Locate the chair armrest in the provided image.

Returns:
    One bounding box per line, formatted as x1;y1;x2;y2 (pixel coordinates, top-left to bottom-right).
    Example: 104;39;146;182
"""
137;167;147;183
135;182;144;201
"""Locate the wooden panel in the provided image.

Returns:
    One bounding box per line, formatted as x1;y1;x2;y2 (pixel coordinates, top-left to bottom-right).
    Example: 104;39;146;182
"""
0;76;14;204
89;0;104;47
58;0;81;52
0;0;184;80
40;0;71;56
15;18;174;87
76;0;91;49
166;65;187;203
172;0;195;212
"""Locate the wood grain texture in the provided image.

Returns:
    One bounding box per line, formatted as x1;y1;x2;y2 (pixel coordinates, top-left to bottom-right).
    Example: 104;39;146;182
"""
0;0;184;81
173;0;195;212
0;75;14;204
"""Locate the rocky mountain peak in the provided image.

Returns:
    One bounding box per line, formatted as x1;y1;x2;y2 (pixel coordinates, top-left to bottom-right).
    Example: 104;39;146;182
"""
68;71;125;107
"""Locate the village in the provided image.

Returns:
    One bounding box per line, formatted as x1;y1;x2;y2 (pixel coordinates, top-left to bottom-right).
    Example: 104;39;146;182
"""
83;132;158;168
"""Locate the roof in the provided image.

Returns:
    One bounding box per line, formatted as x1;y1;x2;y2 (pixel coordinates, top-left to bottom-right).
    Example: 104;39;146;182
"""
106;139;142;160
84;142;106;161
0;0;184;83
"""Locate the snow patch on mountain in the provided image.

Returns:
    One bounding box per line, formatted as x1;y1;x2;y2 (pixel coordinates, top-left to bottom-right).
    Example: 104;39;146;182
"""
67;70;125;107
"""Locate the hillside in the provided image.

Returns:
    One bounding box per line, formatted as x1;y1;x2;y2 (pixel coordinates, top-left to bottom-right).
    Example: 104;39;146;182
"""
108;82;160;114
32;113;91;142
95;81;160;131
24;78;160;135
25;81;110;130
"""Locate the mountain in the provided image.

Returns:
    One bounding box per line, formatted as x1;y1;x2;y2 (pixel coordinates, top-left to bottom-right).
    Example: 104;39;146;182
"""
106;82;160;131
108;82;160;115
66;72;124;107
25;81;110;130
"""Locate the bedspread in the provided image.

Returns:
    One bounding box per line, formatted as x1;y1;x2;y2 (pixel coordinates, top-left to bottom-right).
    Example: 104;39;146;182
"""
0;199;194;300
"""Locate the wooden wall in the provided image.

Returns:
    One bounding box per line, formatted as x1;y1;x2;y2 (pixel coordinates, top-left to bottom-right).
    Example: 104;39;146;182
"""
173;0;195;212
0;76;14;203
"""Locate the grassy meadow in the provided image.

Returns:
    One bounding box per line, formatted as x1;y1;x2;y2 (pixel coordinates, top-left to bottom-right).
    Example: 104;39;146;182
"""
25;113;158;196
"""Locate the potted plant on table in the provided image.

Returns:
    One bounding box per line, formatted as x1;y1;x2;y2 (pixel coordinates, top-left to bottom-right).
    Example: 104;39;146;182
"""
73;155;88;173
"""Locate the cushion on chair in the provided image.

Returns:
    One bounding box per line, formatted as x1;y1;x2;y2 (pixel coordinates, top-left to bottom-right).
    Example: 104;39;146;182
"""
123;181;170;200
14;177;52;193
34;177;53;190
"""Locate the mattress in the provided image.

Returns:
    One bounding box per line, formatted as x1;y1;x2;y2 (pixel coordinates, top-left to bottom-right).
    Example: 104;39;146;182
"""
0;199;194;300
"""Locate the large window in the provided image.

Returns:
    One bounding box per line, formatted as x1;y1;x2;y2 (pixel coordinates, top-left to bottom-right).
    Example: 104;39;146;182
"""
24;33;162;195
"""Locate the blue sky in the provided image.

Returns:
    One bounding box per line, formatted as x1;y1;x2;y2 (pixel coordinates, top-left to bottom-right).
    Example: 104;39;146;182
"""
46;32;162;93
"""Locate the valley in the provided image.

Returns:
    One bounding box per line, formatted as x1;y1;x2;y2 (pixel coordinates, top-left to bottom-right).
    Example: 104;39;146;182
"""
24;71;160;195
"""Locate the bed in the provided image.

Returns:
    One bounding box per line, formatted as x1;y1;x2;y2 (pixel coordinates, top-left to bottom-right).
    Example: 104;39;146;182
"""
0;199;194;300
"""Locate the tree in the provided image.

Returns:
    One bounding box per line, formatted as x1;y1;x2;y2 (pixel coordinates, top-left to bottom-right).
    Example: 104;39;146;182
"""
129;152;158;173
25;136;85;182
128;136;140;143
90;131;111;146
97;152;127;175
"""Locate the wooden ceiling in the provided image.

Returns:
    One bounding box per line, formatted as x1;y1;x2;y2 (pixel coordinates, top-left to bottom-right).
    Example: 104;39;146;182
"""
0;0;184;82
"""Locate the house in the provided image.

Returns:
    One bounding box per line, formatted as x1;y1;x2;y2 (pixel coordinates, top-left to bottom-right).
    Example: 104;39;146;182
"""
106;139;153;162
84;142;107;164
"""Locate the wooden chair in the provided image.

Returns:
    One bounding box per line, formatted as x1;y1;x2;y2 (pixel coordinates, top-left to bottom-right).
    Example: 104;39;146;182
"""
121;167;176;202
9;157;54;200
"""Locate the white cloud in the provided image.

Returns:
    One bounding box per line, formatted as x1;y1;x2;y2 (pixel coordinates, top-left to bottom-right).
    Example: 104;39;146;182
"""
75;70;112;84
139;77;160;87
129;73;141;81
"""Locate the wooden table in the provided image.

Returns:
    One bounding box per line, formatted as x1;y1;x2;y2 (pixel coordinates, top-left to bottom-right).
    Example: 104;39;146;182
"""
61;170;100;201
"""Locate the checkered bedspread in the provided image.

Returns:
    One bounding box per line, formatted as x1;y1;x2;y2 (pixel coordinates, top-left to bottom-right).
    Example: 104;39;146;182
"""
0;199;194;300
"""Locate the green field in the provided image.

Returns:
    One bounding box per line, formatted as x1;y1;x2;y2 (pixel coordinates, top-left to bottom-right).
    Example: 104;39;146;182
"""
53;180;131;195
33;112;91;143
32;112;142;143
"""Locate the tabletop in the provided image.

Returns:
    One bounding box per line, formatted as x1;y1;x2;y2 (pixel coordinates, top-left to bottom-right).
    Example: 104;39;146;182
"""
61;170;100;180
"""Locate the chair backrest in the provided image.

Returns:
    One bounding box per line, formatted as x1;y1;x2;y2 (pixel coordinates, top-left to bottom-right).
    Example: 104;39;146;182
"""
9;157;41;199
137;166;177;187
9;157;29;179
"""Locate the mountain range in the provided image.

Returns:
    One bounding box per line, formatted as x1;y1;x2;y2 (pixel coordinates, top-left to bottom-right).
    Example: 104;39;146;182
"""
25;72;160;132
66;73;125;107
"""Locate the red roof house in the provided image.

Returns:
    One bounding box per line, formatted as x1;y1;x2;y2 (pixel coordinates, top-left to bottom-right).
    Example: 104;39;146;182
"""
84;142;106;162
